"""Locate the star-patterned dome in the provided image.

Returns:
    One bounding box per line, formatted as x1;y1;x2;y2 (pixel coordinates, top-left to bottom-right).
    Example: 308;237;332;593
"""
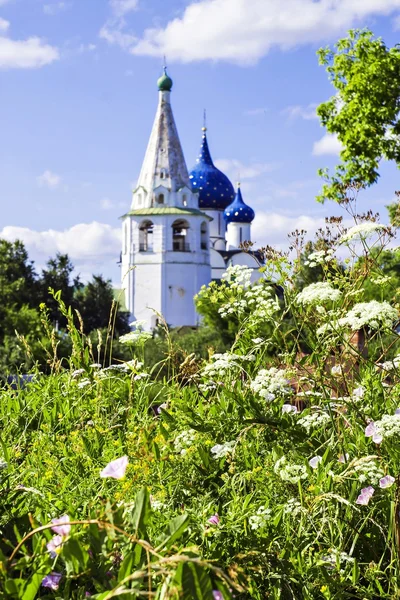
224;184;255;224
189;128;235;210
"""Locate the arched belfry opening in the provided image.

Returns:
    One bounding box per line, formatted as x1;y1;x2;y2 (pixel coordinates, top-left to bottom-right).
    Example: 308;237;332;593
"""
172;219;190;252
200;222;208;250
139;220;154;252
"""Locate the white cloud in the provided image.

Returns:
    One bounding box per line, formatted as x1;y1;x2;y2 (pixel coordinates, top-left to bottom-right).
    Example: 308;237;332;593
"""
129;0;400;64
0;36;59;69
99;22;136;49
0;18;9;32
0;0;11;5
252;212;327;248
37;170;61;189
313;133;343;156
0;222;122;282
110;0;138;16
282;103;319;121
43;2;70;15
214;158;280;180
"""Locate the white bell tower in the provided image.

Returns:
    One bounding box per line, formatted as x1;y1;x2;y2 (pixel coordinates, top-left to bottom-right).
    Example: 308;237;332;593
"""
120;68;212;330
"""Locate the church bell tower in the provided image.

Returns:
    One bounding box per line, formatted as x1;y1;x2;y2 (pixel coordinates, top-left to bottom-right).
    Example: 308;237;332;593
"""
120;68;212;330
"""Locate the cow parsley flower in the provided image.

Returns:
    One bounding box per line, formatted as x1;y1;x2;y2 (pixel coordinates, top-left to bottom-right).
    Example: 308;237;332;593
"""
274;457;307;484
211;440;236;459
339;301;397;331
174;430;197;455
351;459;384;485
304;248;335;267
339;222;385;244
203;352;253;379
250;367;293;400
296;282;342;306
78;379;91;389
249;506;271;530
298;412;330;433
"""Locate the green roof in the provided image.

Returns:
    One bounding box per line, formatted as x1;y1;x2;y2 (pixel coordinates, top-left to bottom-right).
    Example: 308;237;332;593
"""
121;207;212;220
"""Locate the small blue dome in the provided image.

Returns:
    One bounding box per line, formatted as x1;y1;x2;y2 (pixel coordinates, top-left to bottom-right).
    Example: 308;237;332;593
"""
189;128;235;210
224;185;255;224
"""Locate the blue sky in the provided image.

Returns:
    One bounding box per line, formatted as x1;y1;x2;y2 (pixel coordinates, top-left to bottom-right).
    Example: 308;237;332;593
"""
1;0;399;282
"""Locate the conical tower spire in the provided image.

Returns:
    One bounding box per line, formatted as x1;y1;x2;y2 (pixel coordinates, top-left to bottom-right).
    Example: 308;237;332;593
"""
134;69;190;204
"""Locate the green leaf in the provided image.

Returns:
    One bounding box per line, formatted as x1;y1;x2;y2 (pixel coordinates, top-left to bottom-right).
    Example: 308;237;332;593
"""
63;537;88;574
22;570;47;600
180;562;214;599
132;487;150;538
157;514;189;550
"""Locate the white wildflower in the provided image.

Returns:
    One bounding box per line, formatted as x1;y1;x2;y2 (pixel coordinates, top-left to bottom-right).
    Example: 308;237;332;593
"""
249;506;271;530
174;430;197;455
339;222;385;244
71;369;85;378
274;456;307;484
77;379;91;389
251;367;293;400
298;412;330;433
211;440;236;459
304;249;335;266
339;301;397;331
283;498;303;516
296;282;342;306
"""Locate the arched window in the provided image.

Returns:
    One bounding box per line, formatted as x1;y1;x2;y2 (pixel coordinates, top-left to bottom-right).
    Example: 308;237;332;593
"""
200;221;208;250
137;193;142;206
172;219;190;252
139;221;154;252
182;194;188;207
157;193;165;205
218;212;221;235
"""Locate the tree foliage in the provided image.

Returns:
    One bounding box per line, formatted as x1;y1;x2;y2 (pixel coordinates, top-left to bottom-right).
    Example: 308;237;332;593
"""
317;29;400;202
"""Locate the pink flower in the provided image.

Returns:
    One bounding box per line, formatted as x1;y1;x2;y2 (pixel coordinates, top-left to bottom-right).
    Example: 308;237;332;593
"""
356;486;375;505
213;592;224;600
364;422;382;444
309;456;322;469
379;475;395;489
365;422;376;437
338;453;349;464
42;572;62;590
46;535;63;558
51;515;71;537
100;455;129;480
207;514;220;526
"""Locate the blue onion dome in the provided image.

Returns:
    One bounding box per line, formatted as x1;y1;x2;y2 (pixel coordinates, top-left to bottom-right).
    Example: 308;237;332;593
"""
224;184;255;223
189;127;235;210
157;66;173;92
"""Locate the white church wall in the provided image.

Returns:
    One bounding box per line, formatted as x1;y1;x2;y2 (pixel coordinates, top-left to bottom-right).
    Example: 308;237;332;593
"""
226;222;251;250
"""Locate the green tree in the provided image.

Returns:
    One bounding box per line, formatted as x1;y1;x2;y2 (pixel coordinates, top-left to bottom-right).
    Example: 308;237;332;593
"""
316;29;400;202
39;253;81;328
75;274;130;335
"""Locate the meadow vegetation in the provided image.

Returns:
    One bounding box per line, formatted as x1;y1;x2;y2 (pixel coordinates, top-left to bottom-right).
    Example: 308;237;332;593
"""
2;27;400;599
2;190;400;598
